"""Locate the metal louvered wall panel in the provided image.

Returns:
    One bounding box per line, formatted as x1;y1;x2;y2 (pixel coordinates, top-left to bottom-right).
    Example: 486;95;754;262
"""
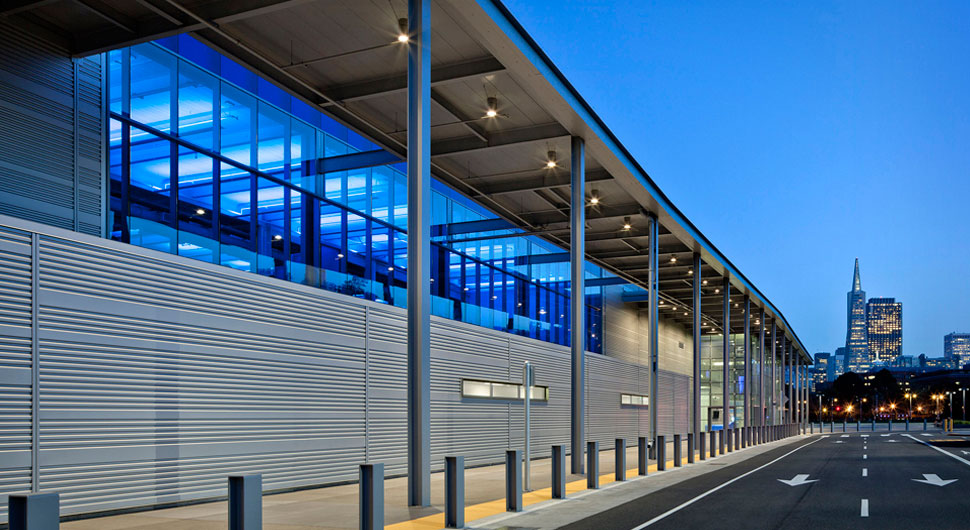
0;20;104;237
0;227;33;522
36;234;368;515
0;214;681;520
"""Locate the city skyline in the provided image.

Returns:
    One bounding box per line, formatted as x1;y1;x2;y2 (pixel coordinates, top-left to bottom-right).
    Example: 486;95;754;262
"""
503;0;970;358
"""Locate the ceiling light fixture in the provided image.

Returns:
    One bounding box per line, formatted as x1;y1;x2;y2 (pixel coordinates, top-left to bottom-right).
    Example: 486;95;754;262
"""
485;96;498;118
670;256;677;263
589;189;599;204
273;234;283;241
622;216;632;230
195;208;205;215
397;18;409;42
546;150;557;169
688;269;693;275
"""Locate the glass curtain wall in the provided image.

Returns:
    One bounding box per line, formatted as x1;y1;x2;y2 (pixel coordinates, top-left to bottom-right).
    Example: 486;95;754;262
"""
699;333;747;431
107;36;605;352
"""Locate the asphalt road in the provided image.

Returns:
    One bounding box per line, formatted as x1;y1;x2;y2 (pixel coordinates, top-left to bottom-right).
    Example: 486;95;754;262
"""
561;430;970;530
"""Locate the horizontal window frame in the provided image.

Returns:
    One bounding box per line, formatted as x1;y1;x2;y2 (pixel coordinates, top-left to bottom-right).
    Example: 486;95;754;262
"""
461;378;549;402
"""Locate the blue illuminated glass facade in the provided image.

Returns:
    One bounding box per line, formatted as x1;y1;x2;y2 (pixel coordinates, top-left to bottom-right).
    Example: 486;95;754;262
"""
107;36;605;352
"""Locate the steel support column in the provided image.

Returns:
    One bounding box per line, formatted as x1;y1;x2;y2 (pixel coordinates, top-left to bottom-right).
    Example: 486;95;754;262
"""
787;341;794;425
692;253;702;439
648;214;660;453
759;309;765;428
770;322;777;425
406;0;431;507
782;336;789;426
570;136;586;474
721;277;730;443
743;296;750;435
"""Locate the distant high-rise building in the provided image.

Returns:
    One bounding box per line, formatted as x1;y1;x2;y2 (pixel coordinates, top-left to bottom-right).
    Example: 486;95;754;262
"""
834;346;848;376
866;297;902;364
845;259;870;371
945;332;970;368
813;352;831;390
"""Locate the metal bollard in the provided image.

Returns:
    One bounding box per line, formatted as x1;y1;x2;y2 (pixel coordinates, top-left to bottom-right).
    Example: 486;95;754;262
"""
359;464;384;530
699;430;707;461
742;427;747;448
906;419;910;431
638;436;648;476
445;456;464;528
857;421;860;432
710;431;717;459
735;427;740;449
615;438;626;482
229;474;262;530
9;493;59;530
719;429;725;455
687;433;695;464
673;434;682;467
871;419;876;431
552;445;566;499
587;441;599;489
842;421;846;433
924;418;928;431
656;435;666;471
727;428;733;453
889;420;893;432
506;450;522;512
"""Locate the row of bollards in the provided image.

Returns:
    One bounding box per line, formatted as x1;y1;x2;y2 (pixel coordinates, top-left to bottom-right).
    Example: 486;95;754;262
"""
6;424;806;530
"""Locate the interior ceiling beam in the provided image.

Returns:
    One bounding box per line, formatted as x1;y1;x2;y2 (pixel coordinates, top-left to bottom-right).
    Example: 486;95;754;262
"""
322;56;505;104
472;168;612;196
71;0;310;56
1;0;57;16
518;203;645;227
74;0;136;33
431;122;569;157
431;88;488;143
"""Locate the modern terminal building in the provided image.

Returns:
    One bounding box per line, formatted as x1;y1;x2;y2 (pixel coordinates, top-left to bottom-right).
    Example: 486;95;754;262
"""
0;0;812;520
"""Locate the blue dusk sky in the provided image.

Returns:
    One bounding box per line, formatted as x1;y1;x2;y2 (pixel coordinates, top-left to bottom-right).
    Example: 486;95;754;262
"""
503;0;970;358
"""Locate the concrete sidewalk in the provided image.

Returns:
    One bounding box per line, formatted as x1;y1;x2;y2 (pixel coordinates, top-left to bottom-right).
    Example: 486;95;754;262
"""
59;435;754;530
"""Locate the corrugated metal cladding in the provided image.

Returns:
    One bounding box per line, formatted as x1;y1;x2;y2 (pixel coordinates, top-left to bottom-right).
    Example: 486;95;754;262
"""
0;215;665;520
0;20;104;237
0;227;33;523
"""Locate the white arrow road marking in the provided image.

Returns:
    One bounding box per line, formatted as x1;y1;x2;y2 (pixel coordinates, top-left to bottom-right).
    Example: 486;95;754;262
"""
886;439;899;443
861;499;869;517
912;474;958;487
778;474;818;487
861;434;870;438
921;433;932;437
629;438;823;529
862;468;868;477
961;451;970;456
840;434;849;438
833;440;845;444
881;434;891;437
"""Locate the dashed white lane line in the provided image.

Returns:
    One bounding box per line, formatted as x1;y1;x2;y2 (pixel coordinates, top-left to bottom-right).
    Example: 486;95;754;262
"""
862;468;868;477
861;499;869;517
863;454;867;459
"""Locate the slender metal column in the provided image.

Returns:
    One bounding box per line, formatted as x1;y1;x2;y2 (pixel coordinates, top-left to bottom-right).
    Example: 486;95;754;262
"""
570;136;586;474
648;214;660;451
759;309;765;428
721;278;730;440
770;322;777;425
743;296;750;433
406;0;431;506
781;336;787;426
788;341;794;425
692;253;702;438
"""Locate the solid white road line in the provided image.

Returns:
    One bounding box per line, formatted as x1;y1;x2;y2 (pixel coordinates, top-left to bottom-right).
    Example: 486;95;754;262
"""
628;437;823;529
862;468;868;477
861;499;869;517
903;434;970;467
